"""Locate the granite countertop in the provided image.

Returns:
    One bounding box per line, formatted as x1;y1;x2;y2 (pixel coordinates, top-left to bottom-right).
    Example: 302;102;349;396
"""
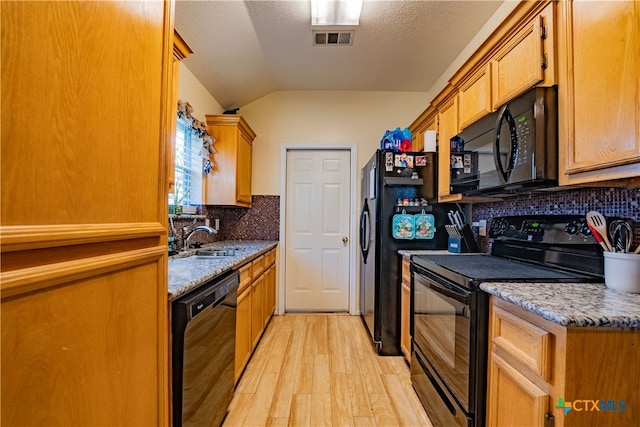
480;282;640;328
168;240;277;300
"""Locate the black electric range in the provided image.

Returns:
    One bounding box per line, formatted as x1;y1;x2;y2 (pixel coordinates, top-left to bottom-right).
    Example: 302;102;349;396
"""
410;215;605;427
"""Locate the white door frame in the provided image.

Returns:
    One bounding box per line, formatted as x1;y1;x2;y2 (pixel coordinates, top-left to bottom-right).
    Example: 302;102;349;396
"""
278;143;358;315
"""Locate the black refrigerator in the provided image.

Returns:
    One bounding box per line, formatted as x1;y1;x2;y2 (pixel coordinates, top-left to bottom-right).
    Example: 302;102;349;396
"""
359;150;451;355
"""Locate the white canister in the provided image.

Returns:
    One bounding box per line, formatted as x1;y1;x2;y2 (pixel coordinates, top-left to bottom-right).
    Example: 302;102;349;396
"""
424;130;437;152
603;252;640;293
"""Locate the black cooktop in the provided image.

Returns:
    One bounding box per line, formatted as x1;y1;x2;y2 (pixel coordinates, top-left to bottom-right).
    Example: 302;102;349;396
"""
412;254;600;290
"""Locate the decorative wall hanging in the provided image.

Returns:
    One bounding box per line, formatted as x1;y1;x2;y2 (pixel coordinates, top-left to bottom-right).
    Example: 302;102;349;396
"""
177;99;215;174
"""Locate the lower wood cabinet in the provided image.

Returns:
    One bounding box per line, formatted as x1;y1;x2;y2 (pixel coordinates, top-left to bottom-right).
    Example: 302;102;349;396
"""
234;247;277;383
487;297;640;427
400;256;412;363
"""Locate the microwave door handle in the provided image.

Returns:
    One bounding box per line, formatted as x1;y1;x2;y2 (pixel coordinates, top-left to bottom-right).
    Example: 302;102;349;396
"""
493;105;517;183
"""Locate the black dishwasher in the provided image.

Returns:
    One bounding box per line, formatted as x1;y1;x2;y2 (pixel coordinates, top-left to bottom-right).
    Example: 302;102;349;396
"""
172;270;239;427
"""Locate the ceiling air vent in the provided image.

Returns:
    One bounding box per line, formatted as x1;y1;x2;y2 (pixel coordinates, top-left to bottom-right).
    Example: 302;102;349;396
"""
313;30;354;46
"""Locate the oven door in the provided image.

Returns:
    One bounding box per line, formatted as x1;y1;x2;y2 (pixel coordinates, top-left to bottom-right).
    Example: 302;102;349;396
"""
412;266;473;412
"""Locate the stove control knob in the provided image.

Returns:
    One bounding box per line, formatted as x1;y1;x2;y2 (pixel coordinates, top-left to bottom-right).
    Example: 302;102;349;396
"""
565;221;580;235
580;221;593;237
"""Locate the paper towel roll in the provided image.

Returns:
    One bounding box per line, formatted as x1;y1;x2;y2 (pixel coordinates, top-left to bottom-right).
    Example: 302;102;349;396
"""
424;130;437;152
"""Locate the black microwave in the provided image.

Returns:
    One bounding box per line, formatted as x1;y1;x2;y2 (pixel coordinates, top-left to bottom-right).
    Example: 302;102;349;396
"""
450;86;558;196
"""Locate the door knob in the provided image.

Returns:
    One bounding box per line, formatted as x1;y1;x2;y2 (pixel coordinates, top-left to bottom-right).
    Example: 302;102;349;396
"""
342;236;349;243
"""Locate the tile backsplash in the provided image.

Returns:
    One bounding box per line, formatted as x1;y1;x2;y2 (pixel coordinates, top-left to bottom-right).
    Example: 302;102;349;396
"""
206;195;280;241
472;186;640;253
168;196;280;250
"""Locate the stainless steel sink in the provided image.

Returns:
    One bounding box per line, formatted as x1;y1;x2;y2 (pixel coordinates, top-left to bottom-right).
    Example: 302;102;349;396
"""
194;248;238;258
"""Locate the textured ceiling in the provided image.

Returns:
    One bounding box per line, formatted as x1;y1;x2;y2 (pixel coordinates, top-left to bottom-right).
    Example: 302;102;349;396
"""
175;0;504;110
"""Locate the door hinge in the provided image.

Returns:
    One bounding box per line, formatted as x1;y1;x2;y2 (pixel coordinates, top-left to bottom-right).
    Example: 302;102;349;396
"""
541;24;547;40
541;53;548;69
544;413;555;427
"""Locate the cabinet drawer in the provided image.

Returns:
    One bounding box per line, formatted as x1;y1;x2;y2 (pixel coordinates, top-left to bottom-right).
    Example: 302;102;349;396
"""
264;249;276;267
491;304;552;381
252;255;265;279
238;263;252;293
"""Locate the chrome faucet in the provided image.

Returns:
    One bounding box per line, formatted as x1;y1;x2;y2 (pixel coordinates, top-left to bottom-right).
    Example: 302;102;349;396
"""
183;225;217;250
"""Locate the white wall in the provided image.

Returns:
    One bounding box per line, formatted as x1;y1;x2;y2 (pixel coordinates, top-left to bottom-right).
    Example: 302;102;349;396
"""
240;90;429;195
177;62;224;121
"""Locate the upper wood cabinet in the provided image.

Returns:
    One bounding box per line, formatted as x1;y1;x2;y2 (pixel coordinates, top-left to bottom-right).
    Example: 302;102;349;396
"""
458;64;492;131
491;3;556;108
204;115;256;207
168;30;193;194
558;0;640;185
437;95;461;202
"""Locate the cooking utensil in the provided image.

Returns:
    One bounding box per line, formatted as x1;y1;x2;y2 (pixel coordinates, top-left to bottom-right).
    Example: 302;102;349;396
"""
634;245;640;254
452;210;465;229
609;220;632;253
586;211;613;252
587;223;610;252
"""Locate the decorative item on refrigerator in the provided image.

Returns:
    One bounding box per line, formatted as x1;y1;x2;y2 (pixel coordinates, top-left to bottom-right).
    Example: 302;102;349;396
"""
414;210;435;239
392;209;415;239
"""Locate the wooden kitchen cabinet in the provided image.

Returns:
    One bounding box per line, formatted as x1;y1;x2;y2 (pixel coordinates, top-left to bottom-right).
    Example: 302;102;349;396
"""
558;0;640;185
204;115;256;207
400;256;412;363
458;64;492;131
491;3;556;108
234;247;277;383
250;274;265;348
436;93;462;203
1;2;173;425
168;30;193;193
487;297;640;427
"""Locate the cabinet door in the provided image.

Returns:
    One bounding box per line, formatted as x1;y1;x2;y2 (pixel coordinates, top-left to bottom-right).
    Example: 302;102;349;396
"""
559;0;640;184
487;353;550;427
236;132;252;205
458;64;492;130
401;281;411;362
235;285;252;383
491;11;546;107
437;97;459;200
264;264;276;322
250;274;264;348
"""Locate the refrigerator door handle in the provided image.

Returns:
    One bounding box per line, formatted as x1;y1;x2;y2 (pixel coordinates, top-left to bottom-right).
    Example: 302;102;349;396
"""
360;200;370;263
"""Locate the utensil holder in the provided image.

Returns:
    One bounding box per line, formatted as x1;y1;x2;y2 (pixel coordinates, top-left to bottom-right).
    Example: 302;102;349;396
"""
603;252;640;293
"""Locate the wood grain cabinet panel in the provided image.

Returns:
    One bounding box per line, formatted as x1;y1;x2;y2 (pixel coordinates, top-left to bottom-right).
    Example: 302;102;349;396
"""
204;115;256;207
491;9;546;108
235;285;252;383
400;257;411;363
168;30;193;193
558;0;640;184
487;353;550;427
437;96;461;202
491;304;551;381
1;1;173;425
234;248;277;383
458;64;492;130
487;297;640;426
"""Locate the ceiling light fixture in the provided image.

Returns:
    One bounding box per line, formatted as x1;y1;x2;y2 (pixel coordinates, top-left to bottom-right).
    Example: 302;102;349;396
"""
311;0;363;26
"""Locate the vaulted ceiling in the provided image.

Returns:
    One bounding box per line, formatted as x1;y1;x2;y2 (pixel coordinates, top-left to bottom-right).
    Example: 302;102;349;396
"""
175;0;505;110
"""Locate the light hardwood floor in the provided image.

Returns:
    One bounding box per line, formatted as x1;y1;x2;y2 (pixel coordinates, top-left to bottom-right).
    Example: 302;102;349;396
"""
223;314;433;426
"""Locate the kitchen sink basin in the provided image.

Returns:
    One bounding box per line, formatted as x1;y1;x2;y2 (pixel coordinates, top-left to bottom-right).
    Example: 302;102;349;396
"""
194;248;238;258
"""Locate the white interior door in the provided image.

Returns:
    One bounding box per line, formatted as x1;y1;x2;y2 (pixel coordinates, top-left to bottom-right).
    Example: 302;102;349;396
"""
285;149;351;312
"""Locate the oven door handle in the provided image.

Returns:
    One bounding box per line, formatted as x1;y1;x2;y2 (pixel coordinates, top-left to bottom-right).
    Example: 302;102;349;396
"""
413;268;472;304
